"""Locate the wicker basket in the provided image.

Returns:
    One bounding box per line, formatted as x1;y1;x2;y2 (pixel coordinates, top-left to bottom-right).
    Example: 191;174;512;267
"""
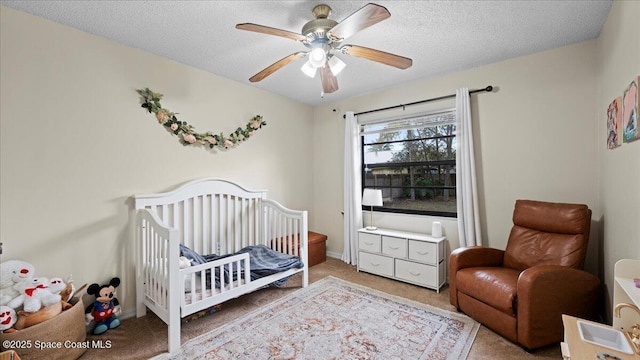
0;295;87;360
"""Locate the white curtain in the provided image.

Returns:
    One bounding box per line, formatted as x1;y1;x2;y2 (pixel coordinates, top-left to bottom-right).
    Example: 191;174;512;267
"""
456;88;482;247
342;111;362;264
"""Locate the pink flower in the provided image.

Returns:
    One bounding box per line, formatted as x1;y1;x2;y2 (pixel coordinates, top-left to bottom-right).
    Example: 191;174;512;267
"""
248;131;255;137
170;123;178;131
156;109;169;124
224;139;234;148
183;133;196;144
250;120;261;129
206;136;217;145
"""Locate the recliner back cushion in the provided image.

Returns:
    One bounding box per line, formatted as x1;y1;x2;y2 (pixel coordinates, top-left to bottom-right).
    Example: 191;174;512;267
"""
503;200;591;271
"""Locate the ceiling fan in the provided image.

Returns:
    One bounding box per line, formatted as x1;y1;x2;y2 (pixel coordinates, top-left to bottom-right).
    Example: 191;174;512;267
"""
236;3;413;95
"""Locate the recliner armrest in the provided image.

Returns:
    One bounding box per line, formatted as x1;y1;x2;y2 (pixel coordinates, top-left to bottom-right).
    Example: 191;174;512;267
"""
450;246;505;269
449;246;505;308
516;265;600;349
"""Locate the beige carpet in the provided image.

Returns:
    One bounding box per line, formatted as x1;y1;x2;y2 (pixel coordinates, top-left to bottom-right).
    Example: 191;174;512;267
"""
79;258;562;359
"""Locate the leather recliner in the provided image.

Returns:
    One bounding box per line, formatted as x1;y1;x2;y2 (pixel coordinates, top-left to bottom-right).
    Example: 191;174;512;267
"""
449;200;600;350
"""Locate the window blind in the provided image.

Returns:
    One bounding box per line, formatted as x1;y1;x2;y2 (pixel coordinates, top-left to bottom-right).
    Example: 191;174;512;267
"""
360;108;456;136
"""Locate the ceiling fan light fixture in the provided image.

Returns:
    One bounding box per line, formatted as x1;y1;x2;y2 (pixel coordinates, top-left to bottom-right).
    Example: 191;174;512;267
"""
237;3;411;95
328;55;346;76
308;47;327;68
300;60;317;78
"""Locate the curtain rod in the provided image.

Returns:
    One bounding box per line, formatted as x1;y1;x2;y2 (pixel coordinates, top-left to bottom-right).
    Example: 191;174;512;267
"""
343;85;493;119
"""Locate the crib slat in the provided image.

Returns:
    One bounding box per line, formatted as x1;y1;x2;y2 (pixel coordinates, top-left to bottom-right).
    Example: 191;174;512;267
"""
279;212;285;252
294;220;299;256
218;195;224;255
234;196;240;253
206;195;210;254
179;199;186;247
219;264;226;292
212;196;216;254
161;204;168;224
208;195;212;254
268;209;273;250
193;196;200;254
199;269;205;300
150;225;155;305
245;200;249;248
173;202;179;242
272;207;278;251
144;219;150;300
250;200;254;246
241;198;247;249
192;196;198;253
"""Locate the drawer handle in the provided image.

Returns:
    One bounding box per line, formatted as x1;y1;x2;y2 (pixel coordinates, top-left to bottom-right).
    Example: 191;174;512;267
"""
417;251;429;255
388;246;400;250
370;262;380;267
365;241;374;246
410;271;421;276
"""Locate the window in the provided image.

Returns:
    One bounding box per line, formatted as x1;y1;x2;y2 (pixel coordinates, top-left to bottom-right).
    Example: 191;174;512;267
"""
361;109;457;217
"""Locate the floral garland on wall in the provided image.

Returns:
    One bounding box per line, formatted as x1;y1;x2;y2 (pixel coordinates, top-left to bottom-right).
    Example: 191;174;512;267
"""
136;88;266;149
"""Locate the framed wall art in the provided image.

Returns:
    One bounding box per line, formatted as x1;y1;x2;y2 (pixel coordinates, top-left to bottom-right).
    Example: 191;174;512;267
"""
607;96;622;149
622;76;638;143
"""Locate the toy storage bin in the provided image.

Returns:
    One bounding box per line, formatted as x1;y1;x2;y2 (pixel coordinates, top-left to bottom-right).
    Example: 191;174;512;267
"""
0;297;87;360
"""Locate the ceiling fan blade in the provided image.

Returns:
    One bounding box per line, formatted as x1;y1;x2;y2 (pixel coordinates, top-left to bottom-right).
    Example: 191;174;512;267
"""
320;66;339;94
236;23;306;42
340;45;412;69
328;3;390;41
249;52;307;82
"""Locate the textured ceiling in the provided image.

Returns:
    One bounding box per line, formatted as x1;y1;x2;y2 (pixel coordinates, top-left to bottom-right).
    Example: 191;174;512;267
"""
1;0;612;106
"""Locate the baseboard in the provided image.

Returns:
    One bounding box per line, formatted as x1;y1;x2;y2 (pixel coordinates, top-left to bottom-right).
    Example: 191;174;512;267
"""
120;309;137;321
326;251;342;259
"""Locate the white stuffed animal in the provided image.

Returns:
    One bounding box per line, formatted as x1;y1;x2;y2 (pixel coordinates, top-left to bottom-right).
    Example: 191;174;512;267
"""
8;277;61;313
0;260;35;306
179;256;192;269
0;305;17;332
49;276;75;304
48;277;67;294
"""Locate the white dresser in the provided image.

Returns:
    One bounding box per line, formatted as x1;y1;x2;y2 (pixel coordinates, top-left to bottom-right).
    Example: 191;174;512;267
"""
357;228;446;292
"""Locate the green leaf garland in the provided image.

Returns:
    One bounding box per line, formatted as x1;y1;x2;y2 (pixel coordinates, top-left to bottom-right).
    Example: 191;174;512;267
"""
136;88;266;149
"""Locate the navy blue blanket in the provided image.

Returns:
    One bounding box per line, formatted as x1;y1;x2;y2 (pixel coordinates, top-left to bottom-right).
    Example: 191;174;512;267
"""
180;244;303;288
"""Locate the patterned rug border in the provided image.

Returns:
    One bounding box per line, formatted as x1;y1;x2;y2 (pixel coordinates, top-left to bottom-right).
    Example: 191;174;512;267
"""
172;276;480;359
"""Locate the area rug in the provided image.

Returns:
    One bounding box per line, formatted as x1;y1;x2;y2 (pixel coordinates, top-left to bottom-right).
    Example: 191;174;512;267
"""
170;276;479;359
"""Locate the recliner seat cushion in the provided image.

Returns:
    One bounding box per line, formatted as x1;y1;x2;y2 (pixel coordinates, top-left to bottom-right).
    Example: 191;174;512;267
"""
455;267;520;315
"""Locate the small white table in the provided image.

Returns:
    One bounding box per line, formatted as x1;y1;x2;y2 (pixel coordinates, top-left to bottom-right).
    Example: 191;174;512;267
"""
357;228;446;292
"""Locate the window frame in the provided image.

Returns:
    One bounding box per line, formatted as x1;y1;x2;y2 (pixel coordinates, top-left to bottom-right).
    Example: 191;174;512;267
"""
360;109;457;218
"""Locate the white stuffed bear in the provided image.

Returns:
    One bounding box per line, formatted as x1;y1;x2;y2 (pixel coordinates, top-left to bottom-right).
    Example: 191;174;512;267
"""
0;305;17;332
8;277;61;313
48;277;67;294
179;256;192;269
0;260;35;306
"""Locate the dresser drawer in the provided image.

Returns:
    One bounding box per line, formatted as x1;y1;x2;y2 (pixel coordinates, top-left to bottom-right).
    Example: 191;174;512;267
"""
408;240;438;264
358;232;381;253
395;259;437;287
382;236;407;258
359;252;393;277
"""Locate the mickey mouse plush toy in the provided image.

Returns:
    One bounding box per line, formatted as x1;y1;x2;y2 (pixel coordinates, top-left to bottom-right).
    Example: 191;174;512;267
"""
86;277;121;335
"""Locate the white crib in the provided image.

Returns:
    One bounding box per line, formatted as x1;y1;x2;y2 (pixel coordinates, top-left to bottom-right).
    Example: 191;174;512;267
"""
133;178;308;354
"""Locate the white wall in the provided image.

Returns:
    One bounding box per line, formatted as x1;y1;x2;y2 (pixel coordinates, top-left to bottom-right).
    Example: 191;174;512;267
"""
313;40;599;268
596;0;640;320
0;6;314;316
